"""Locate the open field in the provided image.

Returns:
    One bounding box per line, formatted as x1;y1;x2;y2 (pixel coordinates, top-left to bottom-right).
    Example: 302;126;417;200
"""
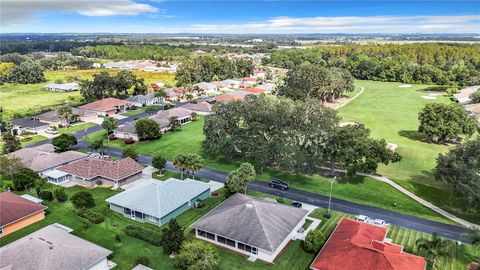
85;117;453;224
338;80;480;223
0;185;315;270
0;69;175;120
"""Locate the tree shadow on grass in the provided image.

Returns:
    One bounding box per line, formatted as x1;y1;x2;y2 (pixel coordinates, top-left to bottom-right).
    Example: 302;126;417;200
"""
398;130;426;142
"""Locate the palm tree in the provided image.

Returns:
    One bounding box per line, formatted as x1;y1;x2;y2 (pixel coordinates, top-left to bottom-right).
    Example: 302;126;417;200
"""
58;105;73;129
416;232;450;269
173;154;187;179
187;154;203;180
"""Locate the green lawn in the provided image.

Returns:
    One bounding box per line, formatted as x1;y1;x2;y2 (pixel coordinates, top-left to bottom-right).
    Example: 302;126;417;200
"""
0;185;315;270
338;80;480;223
85;116;454;224
57;122;97;134
20;134;48;146
387;225;480;270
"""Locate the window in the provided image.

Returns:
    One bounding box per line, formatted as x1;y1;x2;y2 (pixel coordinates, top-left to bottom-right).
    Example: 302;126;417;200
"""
206;232;215;240
245;245;252;253
124;208;131;215
217;236;226;244
226;239;236;247
135;211;144;219
238;243;245;250
0;226;3;235
197;230;206;237
148;215;156;222
252;247;258;255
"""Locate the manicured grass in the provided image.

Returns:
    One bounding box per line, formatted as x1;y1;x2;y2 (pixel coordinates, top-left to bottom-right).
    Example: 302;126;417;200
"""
308;208;351;236
387;225;480;270
303;219;313;230
338;80;452;186
20;134;48;146
338;80;480;224
84;116;454;224
57;122;97;134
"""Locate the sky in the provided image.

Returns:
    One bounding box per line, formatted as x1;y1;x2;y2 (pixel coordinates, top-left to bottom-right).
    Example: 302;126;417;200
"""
1;0;479;34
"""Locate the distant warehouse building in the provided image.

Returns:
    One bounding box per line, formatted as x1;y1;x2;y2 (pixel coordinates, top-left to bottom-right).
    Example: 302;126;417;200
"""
43;82;79;92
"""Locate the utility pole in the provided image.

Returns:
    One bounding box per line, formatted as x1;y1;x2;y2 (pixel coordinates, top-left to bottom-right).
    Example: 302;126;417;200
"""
328;176;337;214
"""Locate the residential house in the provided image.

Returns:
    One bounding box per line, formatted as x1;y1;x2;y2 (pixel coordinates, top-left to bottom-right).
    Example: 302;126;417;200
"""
215;90;255;103
164;87;188;101
221;79;241;89
48;157;144;189
79;97;131;116
0;224;112;270
11;117;49;135
7;146;87;179
180;101;213;115
0;192;47;237
466;103;480;122
192;193;308;263
194;82;219;94
43;82;79;92
32;108;98;127
151;82;165;89
114;107;194;141
244;87;265;95
310;218;427;270
453;86;479;104
211;81;229;89
241;77;257;86
126;93;164;107
257;83;276;94
253;69;266;79
106;178;210;226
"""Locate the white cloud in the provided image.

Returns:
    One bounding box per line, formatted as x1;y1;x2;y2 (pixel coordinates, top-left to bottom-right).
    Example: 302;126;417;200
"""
183;15;480;33
1;0;158;26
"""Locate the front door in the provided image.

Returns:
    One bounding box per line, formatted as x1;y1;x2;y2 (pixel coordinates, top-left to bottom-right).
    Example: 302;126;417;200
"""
131;211;135;219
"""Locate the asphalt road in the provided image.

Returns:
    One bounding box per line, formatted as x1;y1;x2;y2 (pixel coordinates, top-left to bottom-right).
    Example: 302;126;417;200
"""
26;101;475;243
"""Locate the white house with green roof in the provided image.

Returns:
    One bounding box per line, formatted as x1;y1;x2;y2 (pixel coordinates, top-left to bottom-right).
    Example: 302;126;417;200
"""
105;178;210;226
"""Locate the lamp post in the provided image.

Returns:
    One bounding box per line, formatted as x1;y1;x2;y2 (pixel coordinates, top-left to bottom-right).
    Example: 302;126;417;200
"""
328;176;337;214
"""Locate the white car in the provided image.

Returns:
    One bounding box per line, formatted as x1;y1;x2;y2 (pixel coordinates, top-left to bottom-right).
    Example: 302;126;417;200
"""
356;215;370;222
373;219;386;227
45;127;58;134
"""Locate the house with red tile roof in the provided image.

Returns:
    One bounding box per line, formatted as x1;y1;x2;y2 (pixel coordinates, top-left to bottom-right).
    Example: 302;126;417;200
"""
0;192;47;238
48;157;144;189
215;90;256;103
79;97;131;116
310;218;427;270
244;87;265;95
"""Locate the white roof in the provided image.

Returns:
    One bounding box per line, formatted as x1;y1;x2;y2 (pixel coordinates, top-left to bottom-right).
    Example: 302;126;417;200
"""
20;194;43;204
106;178;210;219
43;169;70;179
44;83;79;90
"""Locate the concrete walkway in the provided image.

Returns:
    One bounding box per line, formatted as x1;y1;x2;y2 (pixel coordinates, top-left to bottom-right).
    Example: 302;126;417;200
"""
320;166;479;229
334;86;365;110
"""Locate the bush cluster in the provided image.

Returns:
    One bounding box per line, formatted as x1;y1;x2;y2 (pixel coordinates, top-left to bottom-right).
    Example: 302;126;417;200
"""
124;225;162;246
77;208;105;224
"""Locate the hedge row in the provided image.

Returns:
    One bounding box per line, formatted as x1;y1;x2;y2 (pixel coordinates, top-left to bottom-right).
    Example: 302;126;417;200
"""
124;225;162;246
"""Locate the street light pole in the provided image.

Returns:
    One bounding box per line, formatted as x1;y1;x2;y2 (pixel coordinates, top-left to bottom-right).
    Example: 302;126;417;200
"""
328;176;336;214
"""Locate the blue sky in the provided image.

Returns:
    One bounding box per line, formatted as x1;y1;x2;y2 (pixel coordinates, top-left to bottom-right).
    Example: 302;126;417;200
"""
1;1;479;33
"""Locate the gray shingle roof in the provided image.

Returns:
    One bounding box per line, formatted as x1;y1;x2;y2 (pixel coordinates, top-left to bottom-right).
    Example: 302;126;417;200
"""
106;178;210;219
0;224;111;270
7;148;87;172
126;93;156;103
191;193;307;252
11;118;49;128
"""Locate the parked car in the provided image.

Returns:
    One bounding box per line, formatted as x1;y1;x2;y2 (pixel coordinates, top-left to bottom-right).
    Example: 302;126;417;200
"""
292;201;303;208
373;219;386;227
356;215;370;222
268;179;289;190
45;127;58;134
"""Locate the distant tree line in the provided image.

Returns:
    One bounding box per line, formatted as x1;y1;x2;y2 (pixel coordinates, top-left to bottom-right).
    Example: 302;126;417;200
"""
265;44;480;86
73;44;191;61
80;70;147;102
176;55;254;85
0;40;121;54
204;95;401;175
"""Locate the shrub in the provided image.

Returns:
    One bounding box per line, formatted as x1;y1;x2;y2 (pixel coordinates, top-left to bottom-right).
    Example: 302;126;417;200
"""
77;208;104;224
70;191;95;209
134;256;150;266
52;133;77;152
115;234;121;242
53;187;68;202
124;225;162;246
194;199;205;208
124;138;135;144
211;191;220;197
303;230;325;253
108;134;116;140
83;221;89;231
135;118;160;140
174;241;219;270
276;197;289;204
39;190;54;201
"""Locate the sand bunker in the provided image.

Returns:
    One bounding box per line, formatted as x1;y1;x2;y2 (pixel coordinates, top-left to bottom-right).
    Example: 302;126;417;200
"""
386;143;398;152
398;84;412;88
421;96;437;100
